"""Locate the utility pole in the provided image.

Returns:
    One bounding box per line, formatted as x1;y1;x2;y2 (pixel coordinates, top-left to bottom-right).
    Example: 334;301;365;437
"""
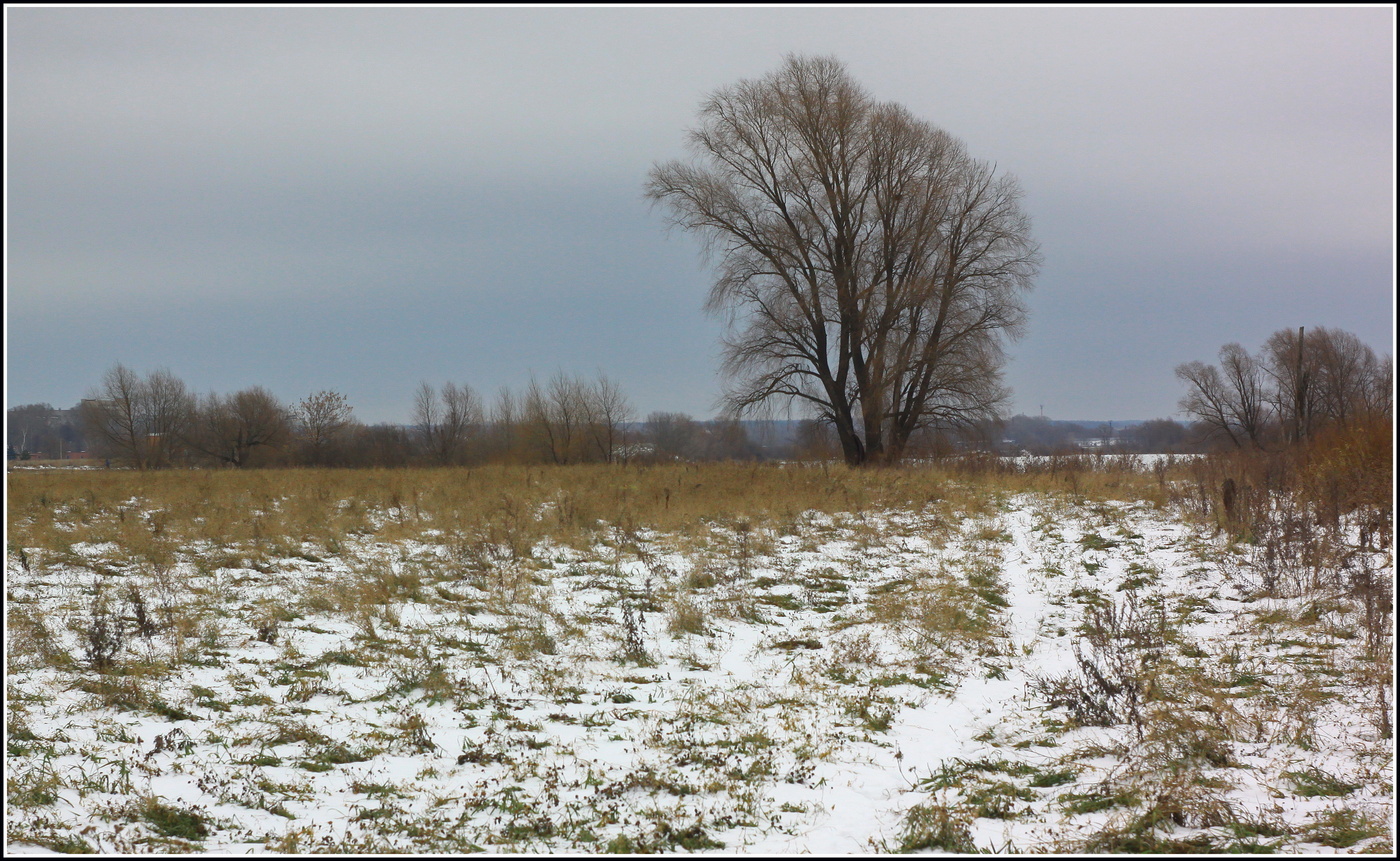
1294;326;1307;443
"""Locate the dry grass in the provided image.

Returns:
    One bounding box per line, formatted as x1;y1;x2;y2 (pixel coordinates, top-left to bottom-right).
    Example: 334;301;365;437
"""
7;455;1389;853
6;460;1174;560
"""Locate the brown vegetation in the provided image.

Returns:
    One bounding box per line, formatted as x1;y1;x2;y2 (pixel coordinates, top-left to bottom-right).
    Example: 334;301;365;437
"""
1177;326;1391;451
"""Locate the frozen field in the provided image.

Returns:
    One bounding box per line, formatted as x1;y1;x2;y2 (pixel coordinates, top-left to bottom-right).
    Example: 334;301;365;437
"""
5;474;1394;853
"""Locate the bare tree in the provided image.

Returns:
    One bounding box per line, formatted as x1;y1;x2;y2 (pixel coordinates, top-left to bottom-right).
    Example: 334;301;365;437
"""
1362;354;1394;420
581;372;633;463
698;417;757;461
645;411;697;461
295;390;354;465
1178;327;1391;448
414;381;480;465
80;364;194;469
1260;326;1392;442
1123;418;1190;453
792;417;838;461
1175;344;1271;450
191;386;290;467
1216;343;1270;447
646;55;1039;465
1307;328;1389;428
486;386;522;463
1262;327;1321;444
82;364;143;466
521;372;584;464
344;422;413;468
7;403;58;459
442;383;481;463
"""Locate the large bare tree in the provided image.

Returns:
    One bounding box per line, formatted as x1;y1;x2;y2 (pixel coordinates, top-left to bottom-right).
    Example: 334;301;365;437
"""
646;55;1040;465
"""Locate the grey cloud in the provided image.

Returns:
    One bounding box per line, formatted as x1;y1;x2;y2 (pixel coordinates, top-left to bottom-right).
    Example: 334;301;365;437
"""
6;6;1392;423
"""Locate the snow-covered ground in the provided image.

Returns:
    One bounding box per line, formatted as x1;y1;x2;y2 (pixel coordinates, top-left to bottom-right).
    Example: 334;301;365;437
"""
5;488;1393;853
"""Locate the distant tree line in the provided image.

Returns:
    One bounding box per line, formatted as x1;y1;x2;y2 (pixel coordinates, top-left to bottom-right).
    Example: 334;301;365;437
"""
11;324;1388;468
6;402;87;462
989;415;1203;455
1175;325;1392;538
9;364;776;469
1175;326;1392;450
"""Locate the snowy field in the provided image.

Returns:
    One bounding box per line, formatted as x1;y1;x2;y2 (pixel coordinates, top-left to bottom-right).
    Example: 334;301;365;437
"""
5;473;1394;853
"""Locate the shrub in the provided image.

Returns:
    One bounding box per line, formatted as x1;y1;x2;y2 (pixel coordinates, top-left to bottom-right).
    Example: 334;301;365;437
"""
81;588;126;673
140;798;210;840
895;801;976;853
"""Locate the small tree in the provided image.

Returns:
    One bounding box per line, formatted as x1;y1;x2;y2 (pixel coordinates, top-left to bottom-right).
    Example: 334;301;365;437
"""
190;386;290;467
295;390;354;466
414;381;480;465
485;386;523;463
645;411;698;462
581;373;633;464
1175;343;1270;448
80;364;194;469
522;372;580;464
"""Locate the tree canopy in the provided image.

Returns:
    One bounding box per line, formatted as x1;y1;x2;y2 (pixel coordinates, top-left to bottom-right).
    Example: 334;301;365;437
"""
647;55;1040;465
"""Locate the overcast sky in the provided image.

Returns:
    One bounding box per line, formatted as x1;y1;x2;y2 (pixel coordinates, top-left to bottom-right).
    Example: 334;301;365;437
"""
6;5;1394;424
